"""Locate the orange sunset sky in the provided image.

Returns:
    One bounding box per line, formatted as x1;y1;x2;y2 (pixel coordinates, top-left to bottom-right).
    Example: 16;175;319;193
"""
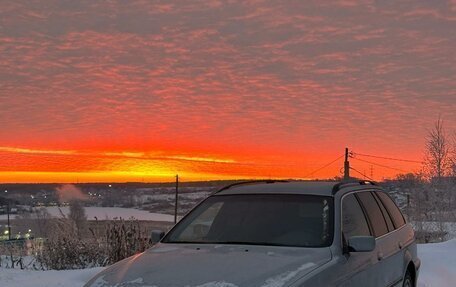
0;1;455;183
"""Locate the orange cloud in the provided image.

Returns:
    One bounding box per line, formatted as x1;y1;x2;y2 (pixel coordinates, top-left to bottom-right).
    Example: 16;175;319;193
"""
0;0;453;183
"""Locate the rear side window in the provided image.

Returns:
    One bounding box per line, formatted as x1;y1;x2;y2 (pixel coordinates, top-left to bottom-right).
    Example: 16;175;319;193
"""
356;192;388;237
377;192;406;228
373;193;395;232
342;194;371;238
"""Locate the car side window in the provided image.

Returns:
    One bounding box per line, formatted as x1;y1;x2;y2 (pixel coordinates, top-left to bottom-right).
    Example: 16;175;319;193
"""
373;192;395;232
342;194;371;238
377;192;406;228
356;192;389;237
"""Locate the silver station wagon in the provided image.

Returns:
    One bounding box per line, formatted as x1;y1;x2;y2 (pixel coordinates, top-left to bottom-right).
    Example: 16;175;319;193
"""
85;180;420;287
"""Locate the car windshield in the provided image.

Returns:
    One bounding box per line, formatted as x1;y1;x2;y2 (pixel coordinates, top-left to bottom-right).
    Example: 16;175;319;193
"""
163;194;334;247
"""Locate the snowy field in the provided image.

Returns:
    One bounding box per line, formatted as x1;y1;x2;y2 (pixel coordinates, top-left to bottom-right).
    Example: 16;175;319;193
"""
1;240;455;287
144;191;210;201
417;239;456;287
411;221;456;240
0;207;174;222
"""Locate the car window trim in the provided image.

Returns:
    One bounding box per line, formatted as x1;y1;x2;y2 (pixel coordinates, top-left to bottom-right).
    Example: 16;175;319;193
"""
375;222;407;241
371;191;395;232
356;191;390;238
372;192;397;230
376;192;406;228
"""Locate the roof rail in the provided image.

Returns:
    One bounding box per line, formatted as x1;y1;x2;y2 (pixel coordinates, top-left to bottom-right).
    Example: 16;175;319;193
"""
332;179;378;194
215;180;289;194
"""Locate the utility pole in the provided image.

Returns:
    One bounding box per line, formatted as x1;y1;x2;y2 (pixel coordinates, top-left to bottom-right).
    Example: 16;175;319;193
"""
174;174;179;224
7;202;11;241
344;148;350;180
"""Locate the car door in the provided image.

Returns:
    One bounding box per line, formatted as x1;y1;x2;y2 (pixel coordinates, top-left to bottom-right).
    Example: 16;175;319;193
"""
376;192;410;286
356;191;396;287
335;192;380;286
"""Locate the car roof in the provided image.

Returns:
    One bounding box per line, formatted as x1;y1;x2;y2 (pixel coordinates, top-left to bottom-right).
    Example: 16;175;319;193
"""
214;180;381;197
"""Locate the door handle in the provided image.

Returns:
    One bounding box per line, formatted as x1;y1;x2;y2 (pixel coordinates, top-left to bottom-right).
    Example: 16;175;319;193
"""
377;252;384;261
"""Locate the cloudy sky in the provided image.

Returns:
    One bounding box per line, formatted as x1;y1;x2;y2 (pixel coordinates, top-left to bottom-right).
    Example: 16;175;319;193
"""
1;0;455;182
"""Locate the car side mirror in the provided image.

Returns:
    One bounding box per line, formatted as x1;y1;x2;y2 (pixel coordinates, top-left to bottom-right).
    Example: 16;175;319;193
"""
150;230;165;244
347;236;375;252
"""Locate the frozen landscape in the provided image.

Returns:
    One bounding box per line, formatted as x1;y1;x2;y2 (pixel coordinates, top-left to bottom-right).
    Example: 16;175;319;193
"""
416;239;456;287
1;240;455;287
0;206;175;222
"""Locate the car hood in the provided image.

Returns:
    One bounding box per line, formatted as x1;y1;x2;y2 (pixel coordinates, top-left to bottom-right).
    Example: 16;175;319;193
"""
84;243;331;287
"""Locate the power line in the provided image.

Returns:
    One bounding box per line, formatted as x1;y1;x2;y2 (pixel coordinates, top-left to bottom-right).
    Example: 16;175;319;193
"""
351;157;408;173
351;152;423;164
350;166;375;181
303;154;345;178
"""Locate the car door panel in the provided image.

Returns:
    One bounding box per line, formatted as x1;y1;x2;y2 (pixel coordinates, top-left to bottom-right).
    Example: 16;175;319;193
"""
375;192;416;286
337;193;380;286
334;250;380;286
356;191;392;287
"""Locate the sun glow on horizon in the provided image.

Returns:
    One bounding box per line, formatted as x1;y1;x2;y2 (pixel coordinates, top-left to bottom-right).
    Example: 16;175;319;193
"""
0;146;266;183
0;145;424;183
0;171;264;184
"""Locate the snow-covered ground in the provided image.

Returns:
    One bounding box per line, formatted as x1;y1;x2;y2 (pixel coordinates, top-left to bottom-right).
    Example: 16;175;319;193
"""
0;267;103;287
417;239;456;287
411;221;456;240
144;191;210;201
0;240;454;287
0;207;174;222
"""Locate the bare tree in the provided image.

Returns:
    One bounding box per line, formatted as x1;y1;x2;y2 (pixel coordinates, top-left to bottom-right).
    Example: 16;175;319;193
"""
424;117;451;180
422;117;455;240
451;133;456;177
68;200;87;238
449;133;456;221
35;208;52;238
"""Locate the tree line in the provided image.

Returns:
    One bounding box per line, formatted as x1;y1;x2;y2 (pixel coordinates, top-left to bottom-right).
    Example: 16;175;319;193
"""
393;117;456;242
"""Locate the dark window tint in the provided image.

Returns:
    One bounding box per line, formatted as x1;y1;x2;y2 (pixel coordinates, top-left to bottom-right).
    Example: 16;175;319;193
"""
373;193;395;232
377;192;406;228
356;192;388;237
342;194;371;238
164;194;334;247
